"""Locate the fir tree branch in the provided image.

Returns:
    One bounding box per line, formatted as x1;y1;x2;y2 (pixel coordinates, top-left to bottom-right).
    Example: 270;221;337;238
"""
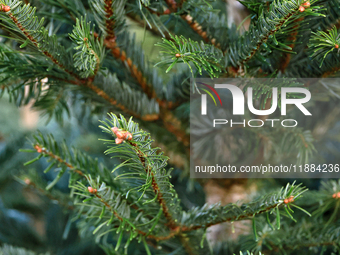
128;139;178;228
279;17;304;73
104;0;115;39
155;34;223;79
160;109;190;146
321;66;340;78
101;114;181;228
179;234;197;255
126;12;172;40
181;182;309;232
1;1;151;119
86;187;180;241
31;144;86;178
90;0;159;99
88;2;189;145
227;0;323;68
165;0;218;46
181;13;211;44
69;17;104;78
104;39;157;99
102;37;188;144
4;5;77;78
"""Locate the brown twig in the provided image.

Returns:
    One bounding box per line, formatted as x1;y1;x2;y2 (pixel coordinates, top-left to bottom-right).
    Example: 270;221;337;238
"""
242;12;295;65
181;203;282;232
279;17;304;73
269;241;336;254
104;38;157;100
164;0;218;47
104;0;115;39
128;140;177;228
181;14;219;47
34;144;86;177
322;66;340;78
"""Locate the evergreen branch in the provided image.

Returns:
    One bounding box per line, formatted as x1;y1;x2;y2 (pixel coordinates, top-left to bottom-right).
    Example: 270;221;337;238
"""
91;73;160;121
0;244;49;255
89;0;125;39
155;34;223;80
103;38;157;99
2;1;156;119
0;1;138;117
181;182;308;231
22;135;183;244
279;17;304;73
69;17;105;78
181;13;211;44
321;63;340;78
102;35;188;143
1;0;76;78
99;114;196;252
308;26;340;67
126;12;172;40
88;4;189;144
259;220;340;254
226;0;323;68
160;108;189;146
165;0;219;46
30;143;86;179
22;132;116;190
100;114;182;229
75;181;180;242
129;139;176;228
103;0;115;39
0;46;158;120
22;133;153;220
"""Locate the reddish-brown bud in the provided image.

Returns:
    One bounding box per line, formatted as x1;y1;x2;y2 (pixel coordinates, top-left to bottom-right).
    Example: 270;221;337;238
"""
333;193;337;198
126;132;133;141
88;187;97;194
299;6;305;12
111;127;118;134
175;53;181;58
284;198;289;204
2;5;10;12
34;145;42;153
115;138;124;144
116;131;125;139
164;9;171;14
302;1;310;7
335;44;339;49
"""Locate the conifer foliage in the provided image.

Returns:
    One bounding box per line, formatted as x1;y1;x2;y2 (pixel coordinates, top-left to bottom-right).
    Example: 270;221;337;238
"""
1;0;340;254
